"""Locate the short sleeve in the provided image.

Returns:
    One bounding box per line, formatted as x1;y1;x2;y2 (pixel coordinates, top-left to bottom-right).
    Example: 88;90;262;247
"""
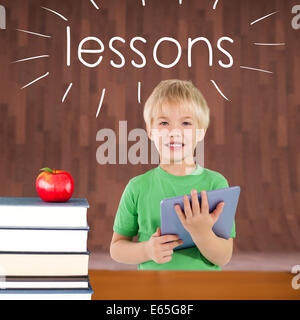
113;179;138;237
213;175;236;239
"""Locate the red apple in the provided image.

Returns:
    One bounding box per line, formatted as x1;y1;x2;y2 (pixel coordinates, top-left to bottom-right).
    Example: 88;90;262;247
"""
36;167;74;202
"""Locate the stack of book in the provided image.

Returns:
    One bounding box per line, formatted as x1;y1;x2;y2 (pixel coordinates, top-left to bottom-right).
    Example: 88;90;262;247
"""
0;197;93;300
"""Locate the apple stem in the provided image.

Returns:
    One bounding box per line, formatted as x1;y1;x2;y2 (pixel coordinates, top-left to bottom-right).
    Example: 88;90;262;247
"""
40;167;53;174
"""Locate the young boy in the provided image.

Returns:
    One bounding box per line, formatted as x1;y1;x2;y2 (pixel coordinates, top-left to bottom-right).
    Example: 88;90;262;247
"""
110;79;235;270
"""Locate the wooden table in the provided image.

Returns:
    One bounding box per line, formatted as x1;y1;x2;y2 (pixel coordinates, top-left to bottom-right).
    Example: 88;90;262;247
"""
89;270;300;300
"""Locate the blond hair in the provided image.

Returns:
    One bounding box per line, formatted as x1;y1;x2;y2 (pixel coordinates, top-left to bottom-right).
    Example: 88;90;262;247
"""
143;79;210;130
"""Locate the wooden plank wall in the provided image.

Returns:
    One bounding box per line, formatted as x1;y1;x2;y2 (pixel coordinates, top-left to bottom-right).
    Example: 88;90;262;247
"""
0;0;299;252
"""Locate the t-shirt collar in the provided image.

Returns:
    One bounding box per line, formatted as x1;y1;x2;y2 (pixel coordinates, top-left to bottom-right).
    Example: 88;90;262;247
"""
157;163;203;178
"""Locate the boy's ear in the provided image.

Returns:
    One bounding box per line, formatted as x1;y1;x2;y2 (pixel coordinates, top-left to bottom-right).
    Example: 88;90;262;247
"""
196;128;207;142
146;124;153;141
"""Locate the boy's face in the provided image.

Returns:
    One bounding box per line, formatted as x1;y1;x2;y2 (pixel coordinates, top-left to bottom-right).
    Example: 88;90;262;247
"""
147;102;206;165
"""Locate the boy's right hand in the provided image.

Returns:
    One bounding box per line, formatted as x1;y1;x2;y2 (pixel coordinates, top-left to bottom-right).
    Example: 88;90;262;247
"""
145;227;183;264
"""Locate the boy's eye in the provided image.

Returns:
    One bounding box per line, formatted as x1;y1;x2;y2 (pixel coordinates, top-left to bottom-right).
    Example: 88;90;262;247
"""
159;121;168;126
158;121;192;126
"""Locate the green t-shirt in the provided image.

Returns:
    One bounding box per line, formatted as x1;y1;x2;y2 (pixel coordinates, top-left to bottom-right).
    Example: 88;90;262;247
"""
113;164;236;270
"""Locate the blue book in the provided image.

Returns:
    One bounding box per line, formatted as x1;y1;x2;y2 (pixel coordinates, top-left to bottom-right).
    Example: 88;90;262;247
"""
0;197;89;207
0;286;94;300
0;276;89;289
0;197;89;227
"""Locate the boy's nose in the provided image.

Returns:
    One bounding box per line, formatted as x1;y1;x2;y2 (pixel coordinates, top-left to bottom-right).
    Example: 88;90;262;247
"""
168;127;183;137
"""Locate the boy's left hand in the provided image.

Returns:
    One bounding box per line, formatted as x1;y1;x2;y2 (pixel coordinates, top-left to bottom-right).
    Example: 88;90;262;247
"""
174;190;224;238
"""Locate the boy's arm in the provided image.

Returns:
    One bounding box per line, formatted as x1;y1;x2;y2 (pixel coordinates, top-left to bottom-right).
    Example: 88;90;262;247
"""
110;230;183;265
191;231;233;267
111;179;182;265
110;232;150;264
174;189;234;267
